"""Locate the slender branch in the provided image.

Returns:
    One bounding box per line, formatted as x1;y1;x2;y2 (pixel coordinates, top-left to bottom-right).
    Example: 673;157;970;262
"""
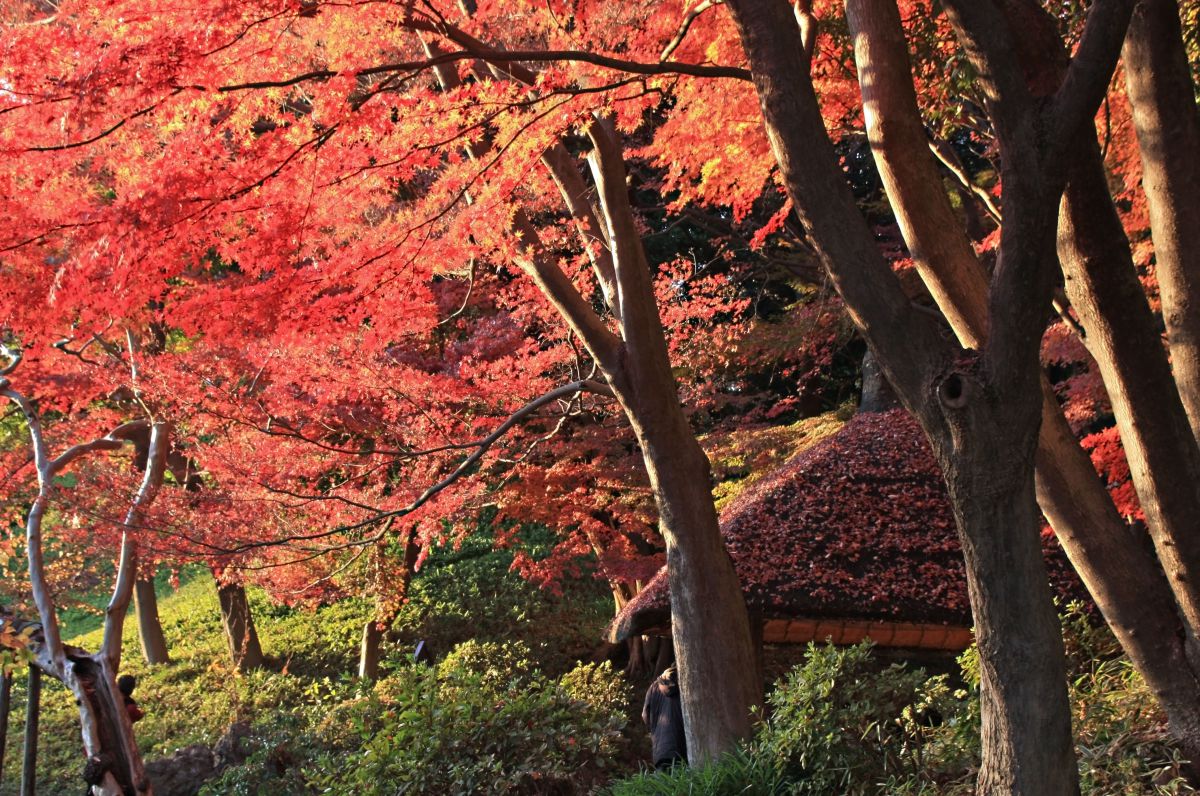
418;34;623;370
541;143;621;319
926;133;1002;222
101;421;169;668
661;0;723;62
179;46;749;96
25;92;181;152
181;379;615;555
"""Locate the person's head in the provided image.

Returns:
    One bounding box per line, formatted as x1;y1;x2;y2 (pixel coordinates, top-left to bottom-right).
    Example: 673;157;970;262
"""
661;664;677;683
117;674;137;697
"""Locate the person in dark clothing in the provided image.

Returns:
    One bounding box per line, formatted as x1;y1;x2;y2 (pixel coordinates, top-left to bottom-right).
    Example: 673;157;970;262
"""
642;664;687;770
117;674;144;723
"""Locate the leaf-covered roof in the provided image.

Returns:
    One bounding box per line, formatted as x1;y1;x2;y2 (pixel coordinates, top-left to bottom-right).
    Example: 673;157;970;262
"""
611;408;1084;641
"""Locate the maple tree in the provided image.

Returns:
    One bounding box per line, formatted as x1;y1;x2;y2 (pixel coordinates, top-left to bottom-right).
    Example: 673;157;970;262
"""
2;0;1199;790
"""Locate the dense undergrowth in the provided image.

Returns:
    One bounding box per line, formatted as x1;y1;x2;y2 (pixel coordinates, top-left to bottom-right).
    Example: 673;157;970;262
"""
0;539;1193;795
610;606;1195;796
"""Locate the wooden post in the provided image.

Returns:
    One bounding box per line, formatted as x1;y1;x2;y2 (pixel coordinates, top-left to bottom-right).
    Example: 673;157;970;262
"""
0;671;11;783
21;665;39;796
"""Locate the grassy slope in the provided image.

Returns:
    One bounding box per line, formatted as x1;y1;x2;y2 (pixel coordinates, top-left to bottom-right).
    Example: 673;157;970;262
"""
1;572;372;795
1;539;612;795
0;414;849;795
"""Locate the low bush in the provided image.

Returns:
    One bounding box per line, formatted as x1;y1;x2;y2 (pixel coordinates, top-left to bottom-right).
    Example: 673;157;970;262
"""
205;642;629;795
609;604;1196;795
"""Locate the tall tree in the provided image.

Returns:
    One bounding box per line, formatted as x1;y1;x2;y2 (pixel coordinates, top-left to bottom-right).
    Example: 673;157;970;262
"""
1123;0;1200;438
723;0;1135;790
844;0;1200;763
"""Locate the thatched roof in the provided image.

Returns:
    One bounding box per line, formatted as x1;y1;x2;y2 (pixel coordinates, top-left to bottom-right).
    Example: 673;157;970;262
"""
610;408;1083;643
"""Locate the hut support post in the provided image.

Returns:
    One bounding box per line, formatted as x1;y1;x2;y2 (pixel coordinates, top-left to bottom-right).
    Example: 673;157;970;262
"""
21;665;39;796
749;610;765;697
652;637;675;679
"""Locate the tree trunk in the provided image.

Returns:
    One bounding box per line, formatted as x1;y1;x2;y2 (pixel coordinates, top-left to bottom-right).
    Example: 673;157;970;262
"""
216;582;264;672
21;666;38;796
939;412;1077;796
625;635;648;678
724;1;1079;791
358;620;384;680
134;577;170;665
0;671;10;784
845;0;1200;764
1123;0;1200;439
1058;136;1200;640
610;331;762;764
1036;386;1200;767
575;116;762;762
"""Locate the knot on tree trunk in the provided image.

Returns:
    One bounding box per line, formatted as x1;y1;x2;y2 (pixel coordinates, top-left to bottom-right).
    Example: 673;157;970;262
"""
933;351;984;414
938;372;970;408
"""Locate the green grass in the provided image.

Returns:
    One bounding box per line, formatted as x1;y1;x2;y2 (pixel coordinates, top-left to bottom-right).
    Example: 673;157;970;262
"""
0;535;612;796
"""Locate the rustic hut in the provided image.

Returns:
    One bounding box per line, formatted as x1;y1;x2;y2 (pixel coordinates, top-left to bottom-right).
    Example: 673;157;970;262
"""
610;407;1084;652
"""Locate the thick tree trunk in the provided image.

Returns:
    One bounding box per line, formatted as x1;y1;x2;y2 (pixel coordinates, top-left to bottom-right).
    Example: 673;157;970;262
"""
1058;137;1200;640
845;0;1200;764
134;577;170;665
358;620;385;680
940;417;1077;796
216;582;265;672
612;334;762;764
1123;0;1200;439
1036;387;1200;766
725;1;1078;791
575;116;762;762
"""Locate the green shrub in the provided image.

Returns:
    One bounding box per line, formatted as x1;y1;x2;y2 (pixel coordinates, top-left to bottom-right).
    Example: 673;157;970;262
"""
207;641;628;795
754;642;968;795
560;661;632;718
437;638;538;690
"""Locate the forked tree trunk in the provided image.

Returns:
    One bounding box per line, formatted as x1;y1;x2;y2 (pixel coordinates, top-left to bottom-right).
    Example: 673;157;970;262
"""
724;1;1080;791
578;116;762;761
216;582;264;672
1123;0;1200;439
134;577;170;665
845;0;1200;766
